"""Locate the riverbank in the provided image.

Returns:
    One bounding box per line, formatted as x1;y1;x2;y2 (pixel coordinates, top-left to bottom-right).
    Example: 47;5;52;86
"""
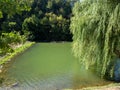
82;83;120;90
64;83;120;90
0;42;35;65
0;42;35;85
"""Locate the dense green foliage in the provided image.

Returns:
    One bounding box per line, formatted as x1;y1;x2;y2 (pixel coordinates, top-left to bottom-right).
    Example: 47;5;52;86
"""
0;0;76;55
0;0;31;18
0;0;32;55
2;0;73;41
22;0;72;41
0;31;27;55
71;0;120;78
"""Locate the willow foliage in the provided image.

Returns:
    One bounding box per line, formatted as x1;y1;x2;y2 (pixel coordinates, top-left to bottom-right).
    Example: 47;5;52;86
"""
70;0;120;78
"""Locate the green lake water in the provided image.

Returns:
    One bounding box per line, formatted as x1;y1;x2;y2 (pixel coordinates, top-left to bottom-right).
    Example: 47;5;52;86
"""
1;43;110;90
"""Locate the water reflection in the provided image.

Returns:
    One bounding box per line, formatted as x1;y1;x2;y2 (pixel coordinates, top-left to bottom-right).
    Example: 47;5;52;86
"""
2;43;110;89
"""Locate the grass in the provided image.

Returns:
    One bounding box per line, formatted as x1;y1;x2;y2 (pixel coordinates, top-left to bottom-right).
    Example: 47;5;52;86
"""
0;42;35;65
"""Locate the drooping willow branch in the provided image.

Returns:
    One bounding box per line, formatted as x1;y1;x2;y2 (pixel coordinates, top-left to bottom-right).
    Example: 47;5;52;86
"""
70;0;120;78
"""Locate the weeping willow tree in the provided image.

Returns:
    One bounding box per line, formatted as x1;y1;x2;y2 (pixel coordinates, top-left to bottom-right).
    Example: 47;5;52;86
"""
70;0;120;78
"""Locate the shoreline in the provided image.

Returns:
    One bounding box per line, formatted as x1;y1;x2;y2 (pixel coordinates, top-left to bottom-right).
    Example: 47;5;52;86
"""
64;83;120;90
81;83;120;90
0;42;35;85
0;42;35;65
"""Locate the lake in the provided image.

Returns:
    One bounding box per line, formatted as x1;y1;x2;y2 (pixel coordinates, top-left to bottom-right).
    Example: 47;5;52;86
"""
1;43;110;90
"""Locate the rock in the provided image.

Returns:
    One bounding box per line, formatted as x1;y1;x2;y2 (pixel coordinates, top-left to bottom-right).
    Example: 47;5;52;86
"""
114;58;120;82
0;70;2;73
0;65;3;73
11;82;19;88
0;65;3;69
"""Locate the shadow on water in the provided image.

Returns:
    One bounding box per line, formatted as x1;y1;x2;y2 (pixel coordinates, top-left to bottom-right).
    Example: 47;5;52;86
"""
1;43;111;90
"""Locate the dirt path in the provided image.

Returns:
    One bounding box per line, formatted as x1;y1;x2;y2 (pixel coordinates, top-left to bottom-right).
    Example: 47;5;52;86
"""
81;84;120;90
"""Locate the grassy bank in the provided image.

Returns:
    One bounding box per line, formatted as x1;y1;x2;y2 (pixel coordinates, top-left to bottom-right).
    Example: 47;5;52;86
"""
0;42;35;65
0;42;35;85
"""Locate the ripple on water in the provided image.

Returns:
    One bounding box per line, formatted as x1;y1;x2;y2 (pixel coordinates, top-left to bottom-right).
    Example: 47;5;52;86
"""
1;43;111;90
1;72;73;90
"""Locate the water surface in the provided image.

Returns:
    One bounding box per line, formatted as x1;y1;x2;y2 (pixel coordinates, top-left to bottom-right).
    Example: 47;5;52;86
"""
1;43;110;90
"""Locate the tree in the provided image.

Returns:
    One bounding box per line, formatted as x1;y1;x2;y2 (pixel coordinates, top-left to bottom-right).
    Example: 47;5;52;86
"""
21;0;72;41
0;0;32;55
0;0;73;42
70;0;120;79
0;0;32;33
0;0;32;18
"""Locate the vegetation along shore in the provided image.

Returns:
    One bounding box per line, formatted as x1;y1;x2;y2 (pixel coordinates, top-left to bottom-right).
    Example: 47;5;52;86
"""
0;42;35;85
